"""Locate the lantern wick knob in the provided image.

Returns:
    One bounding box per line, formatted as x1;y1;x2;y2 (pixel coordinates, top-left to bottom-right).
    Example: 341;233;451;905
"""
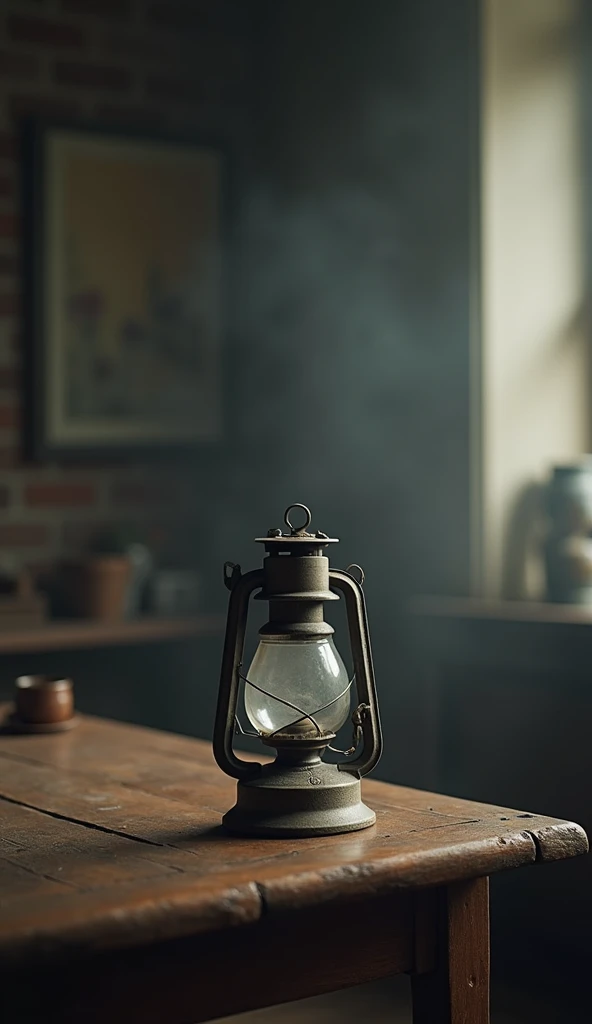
284;503;312;535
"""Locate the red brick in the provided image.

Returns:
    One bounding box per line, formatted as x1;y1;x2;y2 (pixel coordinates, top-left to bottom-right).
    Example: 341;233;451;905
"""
144;523;170;554
103;31;164;62
0;406;19;428
106;27;246;72
95;104;166;130
111;479;175;505
0;524;49;547
62;458;122;470
0;447;19;468
62;520;108;551
54;60;131;92
10;94;79;120
0;51;39;82
26;560;57;586
0;135;16;159
8;15;87;49
0;295;19;317
0;216;18;240
25;482;97;507
60;0;131;21
145;69;239;107
146;1;247;35
0;255;18;275
145;74;205;105
0;367;18;389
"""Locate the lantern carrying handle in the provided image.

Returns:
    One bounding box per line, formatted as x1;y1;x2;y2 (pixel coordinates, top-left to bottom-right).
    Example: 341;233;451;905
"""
284;503;312;534
329;568;382;777
213;568;265;780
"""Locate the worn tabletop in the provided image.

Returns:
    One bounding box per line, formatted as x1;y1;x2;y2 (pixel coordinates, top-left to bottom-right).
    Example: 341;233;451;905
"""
0;706;587;969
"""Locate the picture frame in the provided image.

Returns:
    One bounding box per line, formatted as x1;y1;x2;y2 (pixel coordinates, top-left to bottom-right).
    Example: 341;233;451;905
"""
23;119;227;460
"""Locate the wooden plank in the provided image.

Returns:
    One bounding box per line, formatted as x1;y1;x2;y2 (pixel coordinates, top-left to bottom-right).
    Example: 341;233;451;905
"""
0;614;223;655
447;878;490;1022
0;715;587;875
0;745;544;864
0;711;231;799
0;848;71;902
1;710;588;872
411;877;490;1023
0;799;184;900
0;868;262;966
0;722;586;875
0;704;216;765
0;752;487;867
0;713;587;968
0;753;221;842
1;890;416;1024
0;801;555;963
367;783;590;865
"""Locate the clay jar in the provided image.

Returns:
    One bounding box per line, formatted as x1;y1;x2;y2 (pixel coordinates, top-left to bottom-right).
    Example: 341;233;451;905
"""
63;555;132;621
545;461;592;604
16;675;74;725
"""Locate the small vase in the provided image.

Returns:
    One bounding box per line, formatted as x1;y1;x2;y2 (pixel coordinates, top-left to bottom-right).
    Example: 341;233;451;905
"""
63;556;132;621
544;460;592;604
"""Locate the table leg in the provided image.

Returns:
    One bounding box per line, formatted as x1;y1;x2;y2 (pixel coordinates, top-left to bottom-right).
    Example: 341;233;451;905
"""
411;876;490;1024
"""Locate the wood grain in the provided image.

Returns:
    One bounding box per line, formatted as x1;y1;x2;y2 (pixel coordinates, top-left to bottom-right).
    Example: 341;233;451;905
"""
3;890;416;1024
0;709;586;971
411;877;490;1024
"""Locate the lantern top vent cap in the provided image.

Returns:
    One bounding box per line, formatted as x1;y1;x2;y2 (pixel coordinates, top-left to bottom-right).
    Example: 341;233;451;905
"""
256;503;339;548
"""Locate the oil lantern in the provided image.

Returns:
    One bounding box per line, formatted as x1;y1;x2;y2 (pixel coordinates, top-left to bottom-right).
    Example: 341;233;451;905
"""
213;503;382;837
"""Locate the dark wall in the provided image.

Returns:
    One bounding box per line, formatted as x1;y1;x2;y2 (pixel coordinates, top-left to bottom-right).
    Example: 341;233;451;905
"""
0;0;256;570
196;0;478;781
410;604;592;984
0;2;478;776
0;0;256;730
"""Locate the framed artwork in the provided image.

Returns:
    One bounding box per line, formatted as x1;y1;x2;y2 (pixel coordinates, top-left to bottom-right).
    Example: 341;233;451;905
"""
24;120;226;459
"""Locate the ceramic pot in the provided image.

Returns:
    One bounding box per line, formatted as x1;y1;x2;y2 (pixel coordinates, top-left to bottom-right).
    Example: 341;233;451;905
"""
15;675;74;725
545;461;592;603
63;556;132;620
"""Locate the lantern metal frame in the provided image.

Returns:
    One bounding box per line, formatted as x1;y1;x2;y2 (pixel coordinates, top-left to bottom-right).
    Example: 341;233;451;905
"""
213;504;382;838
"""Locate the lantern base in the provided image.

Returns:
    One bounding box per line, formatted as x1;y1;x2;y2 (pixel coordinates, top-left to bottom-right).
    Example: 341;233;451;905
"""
222;759;376;838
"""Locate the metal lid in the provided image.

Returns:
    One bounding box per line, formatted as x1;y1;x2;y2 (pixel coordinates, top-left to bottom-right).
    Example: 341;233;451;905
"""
256;504;339;550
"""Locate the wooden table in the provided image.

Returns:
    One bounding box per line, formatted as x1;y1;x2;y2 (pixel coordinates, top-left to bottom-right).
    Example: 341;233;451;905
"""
0;708;587;1024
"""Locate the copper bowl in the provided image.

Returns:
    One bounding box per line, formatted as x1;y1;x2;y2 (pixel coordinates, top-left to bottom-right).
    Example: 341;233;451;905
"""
15;675;74;725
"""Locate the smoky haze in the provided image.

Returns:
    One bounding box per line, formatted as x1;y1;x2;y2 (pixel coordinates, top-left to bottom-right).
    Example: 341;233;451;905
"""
192;0;475;781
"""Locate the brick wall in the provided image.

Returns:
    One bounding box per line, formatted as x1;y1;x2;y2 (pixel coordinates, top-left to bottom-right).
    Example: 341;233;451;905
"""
0;0;254;578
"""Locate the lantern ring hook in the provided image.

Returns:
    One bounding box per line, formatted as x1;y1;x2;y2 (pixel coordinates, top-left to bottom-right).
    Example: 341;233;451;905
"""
284;503;312;534
346;563;365;586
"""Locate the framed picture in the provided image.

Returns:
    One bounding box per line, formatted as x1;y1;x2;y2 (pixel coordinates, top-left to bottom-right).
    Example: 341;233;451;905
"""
24;120;226;459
